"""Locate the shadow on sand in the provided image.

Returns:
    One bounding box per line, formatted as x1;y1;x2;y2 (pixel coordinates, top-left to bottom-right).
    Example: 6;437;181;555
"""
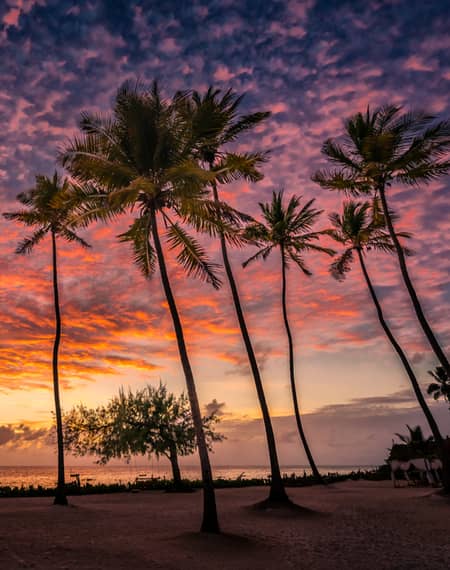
246;497;324;518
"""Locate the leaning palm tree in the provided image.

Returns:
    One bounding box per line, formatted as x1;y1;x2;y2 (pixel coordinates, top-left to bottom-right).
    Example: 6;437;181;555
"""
185;87;292;503
328;200;449;490
313;106;450;378
3;172;90;505
243;191;334;484
60;81;243;532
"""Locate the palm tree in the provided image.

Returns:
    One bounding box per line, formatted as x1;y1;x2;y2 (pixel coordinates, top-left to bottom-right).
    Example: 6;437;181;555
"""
427;367;450;405
3;172;90;505
60;81;243;532
185;87;291;502
243;191;334;484
313;106;450;378
328;200;449;489
395;424;432;447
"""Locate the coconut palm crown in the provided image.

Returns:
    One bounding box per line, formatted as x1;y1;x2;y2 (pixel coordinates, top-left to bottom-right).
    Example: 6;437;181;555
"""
185;86;270;179
3;172;90;254
327;199;411;280
243;191;334;269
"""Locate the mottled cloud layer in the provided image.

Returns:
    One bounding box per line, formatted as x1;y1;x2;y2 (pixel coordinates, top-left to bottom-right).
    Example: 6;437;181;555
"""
0;0;449;464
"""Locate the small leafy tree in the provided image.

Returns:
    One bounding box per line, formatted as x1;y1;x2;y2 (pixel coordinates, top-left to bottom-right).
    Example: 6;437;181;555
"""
63;384;224;488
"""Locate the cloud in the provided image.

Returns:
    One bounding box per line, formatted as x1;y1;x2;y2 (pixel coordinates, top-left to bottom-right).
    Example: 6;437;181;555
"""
215;389;450;465
204;398;226;416
0;423;50;447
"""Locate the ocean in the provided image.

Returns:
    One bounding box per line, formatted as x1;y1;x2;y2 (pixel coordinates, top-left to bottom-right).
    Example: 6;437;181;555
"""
0;464;377;488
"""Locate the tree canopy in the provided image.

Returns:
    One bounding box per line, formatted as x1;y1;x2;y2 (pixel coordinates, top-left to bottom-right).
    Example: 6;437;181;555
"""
63;383;224;467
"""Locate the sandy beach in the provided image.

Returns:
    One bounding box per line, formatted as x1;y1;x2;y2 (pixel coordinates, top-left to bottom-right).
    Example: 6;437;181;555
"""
1;480;449;569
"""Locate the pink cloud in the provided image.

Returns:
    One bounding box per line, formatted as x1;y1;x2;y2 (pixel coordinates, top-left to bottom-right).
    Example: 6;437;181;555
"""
3;8;20;27
213;64;253;82
159;37;182;55
404;55;437;72
268;102;288;114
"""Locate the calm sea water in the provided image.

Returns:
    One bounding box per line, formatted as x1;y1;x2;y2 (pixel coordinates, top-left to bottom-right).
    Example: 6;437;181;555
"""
0;464;376;488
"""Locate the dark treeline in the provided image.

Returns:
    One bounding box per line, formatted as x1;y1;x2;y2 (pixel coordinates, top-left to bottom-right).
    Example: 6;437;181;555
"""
3;82;450;533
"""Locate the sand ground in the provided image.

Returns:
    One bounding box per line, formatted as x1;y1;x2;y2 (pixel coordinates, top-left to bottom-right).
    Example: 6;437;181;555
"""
0;480;449;569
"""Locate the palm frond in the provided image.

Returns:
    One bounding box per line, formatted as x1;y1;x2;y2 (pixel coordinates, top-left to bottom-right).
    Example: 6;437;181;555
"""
61;141;135;189
3;210;43;226
118;215;156;278
312;170;370;195
330;248;354;281
321;139;362;171
286;250;312;275
166;160;215;186
289;239;336;256
242;245;274;268
176;198;248;246
213;151;268;184
59;228;91;249
241;221;270;245
164;216;222;289
396;160;450;185
15;227;49;254
221;111;271;144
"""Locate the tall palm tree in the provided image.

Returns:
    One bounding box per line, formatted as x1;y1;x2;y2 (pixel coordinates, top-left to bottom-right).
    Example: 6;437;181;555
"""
185;87;292;502
328;200;449;489
60;81;242;532
3;172;90;505
243;191;334;484
313;106;450;378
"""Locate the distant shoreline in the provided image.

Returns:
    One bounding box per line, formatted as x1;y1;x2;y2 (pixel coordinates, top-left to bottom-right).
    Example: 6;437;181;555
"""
0;466;389;498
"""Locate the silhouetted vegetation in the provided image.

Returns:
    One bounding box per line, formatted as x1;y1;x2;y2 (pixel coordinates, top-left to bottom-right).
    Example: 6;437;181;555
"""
63;383;224;489
427;367;450;406
0;467;391;499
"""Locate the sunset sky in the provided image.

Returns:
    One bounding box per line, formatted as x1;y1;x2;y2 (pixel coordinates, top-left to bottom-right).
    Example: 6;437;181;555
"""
0;0;449;469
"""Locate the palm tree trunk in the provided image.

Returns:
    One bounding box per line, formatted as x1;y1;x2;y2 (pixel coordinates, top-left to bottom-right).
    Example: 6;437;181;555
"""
358;248;450;492
211;180;288;502
378;185;450;378
150;207;219;532
51;230;67;506
169;442;182;488
280;247;323;484
357;248;443;441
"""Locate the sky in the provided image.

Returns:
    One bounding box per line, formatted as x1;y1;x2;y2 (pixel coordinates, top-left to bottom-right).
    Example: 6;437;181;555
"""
0;0;449;469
